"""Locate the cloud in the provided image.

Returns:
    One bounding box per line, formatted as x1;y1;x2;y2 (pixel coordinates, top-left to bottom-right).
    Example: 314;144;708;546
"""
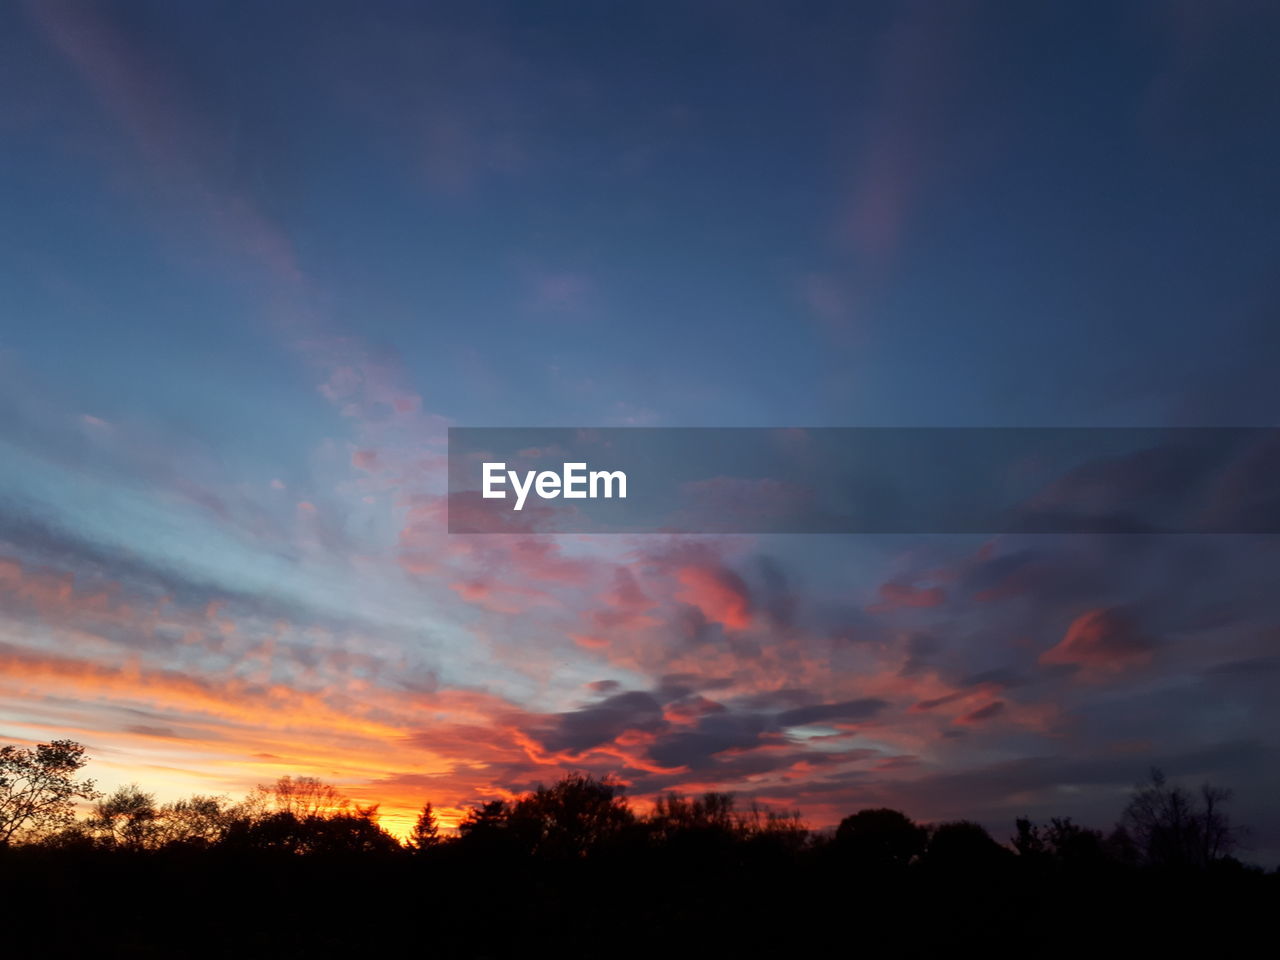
663;696;728;725
777;698;889;728
1040;608;1156;678
351;449;379;471
912;691;968;712
958;700;1005;724
870;580;946;613
645;711;772;771
674;565;753;631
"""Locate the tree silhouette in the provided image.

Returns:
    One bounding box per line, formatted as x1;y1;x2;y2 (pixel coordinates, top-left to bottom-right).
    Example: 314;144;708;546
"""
252;775;350;819
923;820;1012;871
0;749;1273;960
509;772;634;857
408;801;441;852
154;794;235;849
307;806;401;855
0;739;100;845
89;784;159;849
737;801;809;853
1121;768;1239;867
456;799;514;855
1;737;1270;958
1044;817;1105;863
649;791;737;839
1012;816;1048;860
214;774;399;855
1013;816;1107;871
835;808;927;870
220;802;399;855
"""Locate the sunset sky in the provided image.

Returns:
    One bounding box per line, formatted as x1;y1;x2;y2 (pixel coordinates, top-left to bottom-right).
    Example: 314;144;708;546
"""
2;2;1278;856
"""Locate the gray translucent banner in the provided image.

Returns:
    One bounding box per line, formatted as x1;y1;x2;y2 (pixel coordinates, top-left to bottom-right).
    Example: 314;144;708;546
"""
447;428;1280;534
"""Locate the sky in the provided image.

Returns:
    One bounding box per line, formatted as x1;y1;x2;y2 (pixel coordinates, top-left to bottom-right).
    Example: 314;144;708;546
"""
2;1;1279;857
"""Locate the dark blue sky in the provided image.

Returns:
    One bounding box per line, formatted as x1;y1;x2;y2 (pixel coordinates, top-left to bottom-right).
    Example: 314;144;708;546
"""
1;1;1278;854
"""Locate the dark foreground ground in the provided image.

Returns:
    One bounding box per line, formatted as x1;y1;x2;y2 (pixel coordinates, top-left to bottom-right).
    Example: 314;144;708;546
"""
4;845;1274;959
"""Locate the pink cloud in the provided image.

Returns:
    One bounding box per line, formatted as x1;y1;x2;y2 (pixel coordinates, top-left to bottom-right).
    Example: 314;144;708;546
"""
674;565;753;632
1040;608;1155;679
870;580;946;613
957;700;1006;724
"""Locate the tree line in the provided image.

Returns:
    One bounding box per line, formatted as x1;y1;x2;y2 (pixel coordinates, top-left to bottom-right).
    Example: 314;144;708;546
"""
2;739;1273;957
0;738;1257;869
